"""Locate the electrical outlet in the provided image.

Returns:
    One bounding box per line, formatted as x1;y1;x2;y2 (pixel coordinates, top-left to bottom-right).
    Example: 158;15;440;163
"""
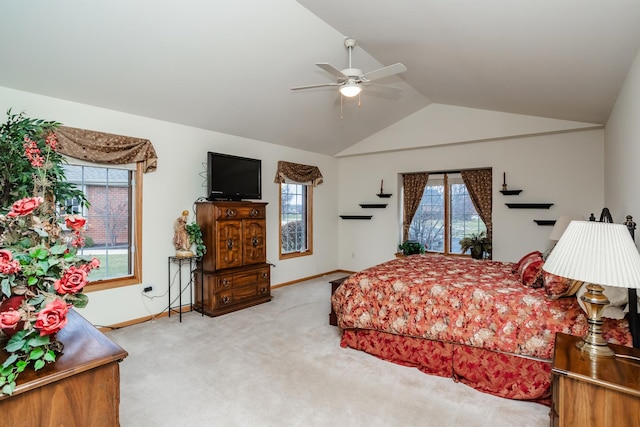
143;286;153;293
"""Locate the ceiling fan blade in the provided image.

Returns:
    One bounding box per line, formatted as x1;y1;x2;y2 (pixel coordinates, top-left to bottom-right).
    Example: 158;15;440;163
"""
361;63;407;82
316;63;347;79
290;82;340;91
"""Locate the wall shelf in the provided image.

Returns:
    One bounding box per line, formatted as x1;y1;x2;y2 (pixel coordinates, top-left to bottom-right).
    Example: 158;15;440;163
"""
534;219;557;226
377;193;392;198
500;189;523;195
506;203;554;209
359;203;388;208
340;215;373;220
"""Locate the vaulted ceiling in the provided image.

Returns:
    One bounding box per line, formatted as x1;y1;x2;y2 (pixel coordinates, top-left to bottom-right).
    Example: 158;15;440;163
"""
1;1;639;156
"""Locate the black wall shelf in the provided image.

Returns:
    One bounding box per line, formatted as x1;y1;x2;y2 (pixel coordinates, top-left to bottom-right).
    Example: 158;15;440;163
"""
534;219;557;226
340;215;373;220
506;203;554;209
500;189;523;195
377;193;392;198
359;203;388;209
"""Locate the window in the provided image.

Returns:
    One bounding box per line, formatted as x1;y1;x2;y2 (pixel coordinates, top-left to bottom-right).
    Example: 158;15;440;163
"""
407;173;486;255
62;161;142;290
279;183;313;258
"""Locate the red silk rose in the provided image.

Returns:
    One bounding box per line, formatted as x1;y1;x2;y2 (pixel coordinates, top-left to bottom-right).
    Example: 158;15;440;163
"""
0;249;21;274
7;196;44;217
35;299;69;336
64;214;87;231
0;295;26;337
0;309;22;330
54;266;88;294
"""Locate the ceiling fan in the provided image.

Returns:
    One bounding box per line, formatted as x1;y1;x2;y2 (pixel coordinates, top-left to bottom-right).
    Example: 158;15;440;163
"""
291;37;407;98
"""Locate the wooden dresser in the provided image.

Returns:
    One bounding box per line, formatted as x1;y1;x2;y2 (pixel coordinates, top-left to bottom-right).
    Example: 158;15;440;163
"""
194;200;271;316
551;332;640;427
0;310;128;426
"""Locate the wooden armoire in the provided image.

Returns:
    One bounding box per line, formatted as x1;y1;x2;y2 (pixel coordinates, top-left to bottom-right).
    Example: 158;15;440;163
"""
194;200;271;317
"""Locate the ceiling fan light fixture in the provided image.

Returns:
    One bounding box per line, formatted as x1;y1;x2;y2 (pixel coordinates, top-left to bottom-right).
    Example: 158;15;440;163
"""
339;81;362;97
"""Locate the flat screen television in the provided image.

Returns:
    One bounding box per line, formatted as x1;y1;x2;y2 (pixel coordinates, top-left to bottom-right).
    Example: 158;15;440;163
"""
207;152;262;201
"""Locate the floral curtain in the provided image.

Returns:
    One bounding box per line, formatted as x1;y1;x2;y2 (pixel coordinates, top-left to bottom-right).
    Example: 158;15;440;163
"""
273;161;323;186
54;126;158;173
461;168;493;240
402;172;429;241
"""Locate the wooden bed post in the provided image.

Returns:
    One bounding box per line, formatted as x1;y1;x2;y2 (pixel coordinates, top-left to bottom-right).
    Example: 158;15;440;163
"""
624;215;640;349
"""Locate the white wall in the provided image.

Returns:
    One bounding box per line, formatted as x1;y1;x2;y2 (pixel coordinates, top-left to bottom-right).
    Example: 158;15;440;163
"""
337;124;604;271
0;86;339;327
605;48;640;223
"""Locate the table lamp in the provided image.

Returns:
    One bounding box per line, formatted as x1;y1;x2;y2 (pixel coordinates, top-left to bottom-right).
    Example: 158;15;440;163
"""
543;220;640;358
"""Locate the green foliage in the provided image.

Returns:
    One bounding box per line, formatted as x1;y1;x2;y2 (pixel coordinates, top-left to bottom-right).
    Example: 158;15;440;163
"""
186;222;206;258
0;110;98;396
459;231;492;259
0;109;87;213
398;240;426;255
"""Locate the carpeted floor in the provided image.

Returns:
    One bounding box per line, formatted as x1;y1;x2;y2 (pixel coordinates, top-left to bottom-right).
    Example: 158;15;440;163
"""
107;273;550;426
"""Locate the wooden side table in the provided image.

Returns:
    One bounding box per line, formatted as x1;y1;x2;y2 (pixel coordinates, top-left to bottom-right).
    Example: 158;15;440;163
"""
0;310;128;426
329;276;349;326
551;332;640;427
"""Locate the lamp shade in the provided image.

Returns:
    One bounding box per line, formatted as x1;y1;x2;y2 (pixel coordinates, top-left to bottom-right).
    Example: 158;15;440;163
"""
548;215;584;241
543;221;640;289
339;81;362;97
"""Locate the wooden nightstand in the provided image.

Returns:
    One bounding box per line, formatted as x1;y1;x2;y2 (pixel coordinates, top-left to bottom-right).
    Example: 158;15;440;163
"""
329;276;349;326
551;332;640;427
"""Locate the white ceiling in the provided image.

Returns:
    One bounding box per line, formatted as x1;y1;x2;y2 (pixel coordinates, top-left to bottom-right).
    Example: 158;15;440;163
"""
1;1;639;156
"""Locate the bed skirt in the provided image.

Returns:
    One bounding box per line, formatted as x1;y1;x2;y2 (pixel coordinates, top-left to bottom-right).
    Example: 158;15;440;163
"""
340;328;552;405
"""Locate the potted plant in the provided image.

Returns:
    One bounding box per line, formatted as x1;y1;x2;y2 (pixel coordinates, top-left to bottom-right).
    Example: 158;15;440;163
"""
186;221;206;258
459;231;491;259
0;112;99;395
398;240;426;256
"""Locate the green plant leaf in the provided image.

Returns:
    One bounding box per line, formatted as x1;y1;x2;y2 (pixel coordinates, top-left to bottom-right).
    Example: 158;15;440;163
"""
5;337;28;353
1;278;11;298
27;334;50;347
2;382;16;396
44;350;56;363
29;347;44;360
1;353;18;369
49;244;67;255
34;359;45;370
70;292;89;308
15;360;28;372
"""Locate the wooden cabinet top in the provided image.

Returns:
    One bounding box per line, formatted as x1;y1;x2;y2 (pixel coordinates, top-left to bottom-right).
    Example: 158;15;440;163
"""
0;309;128;400
552;332;640;397
197;200;267;220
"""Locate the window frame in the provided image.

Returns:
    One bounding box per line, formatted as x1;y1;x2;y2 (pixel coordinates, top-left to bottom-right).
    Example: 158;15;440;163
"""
278;182;313;260
64;161;143;292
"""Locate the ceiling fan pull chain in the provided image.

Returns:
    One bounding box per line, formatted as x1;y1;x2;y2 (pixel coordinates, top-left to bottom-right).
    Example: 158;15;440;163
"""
340;94;344;120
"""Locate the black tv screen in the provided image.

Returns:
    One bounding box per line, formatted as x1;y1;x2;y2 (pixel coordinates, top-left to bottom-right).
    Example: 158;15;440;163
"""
207;152;262;201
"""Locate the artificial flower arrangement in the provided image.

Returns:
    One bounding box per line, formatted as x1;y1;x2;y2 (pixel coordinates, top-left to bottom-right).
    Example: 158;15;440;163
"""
0;111;98;395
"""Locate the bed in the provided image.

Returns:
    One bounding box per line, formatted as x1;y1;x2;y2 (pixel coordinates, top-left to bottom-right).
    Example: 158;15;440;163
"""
332;235;635;405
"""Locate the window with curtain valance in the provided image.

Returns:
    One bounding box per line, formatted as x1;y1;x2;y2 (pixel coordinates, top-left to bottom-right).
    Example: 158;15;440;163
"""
402;168;492;257
54;126;158;291
274;161;321;259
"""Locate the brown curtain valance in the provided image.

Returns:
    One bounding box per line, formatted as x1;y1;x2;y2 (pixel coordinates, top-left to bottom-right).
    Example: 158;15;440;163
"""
55;126;158;173
274;161;323;186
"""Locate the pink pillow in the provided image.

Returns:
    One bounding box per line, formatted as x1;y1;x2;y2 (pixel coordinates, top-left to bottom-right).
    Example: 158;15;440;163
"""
543;271;582;299
514;251;542;274
520;256;544;288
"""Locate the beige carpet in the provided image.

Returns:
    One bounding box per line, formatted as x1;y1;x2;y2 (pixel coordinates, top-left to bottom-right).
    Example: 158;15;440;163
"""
107;273;550;426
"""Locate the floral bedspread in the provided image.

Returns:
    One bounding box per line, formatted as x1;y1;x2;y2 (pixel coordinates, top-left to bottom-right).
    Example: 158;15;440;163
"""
332;254;628;360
